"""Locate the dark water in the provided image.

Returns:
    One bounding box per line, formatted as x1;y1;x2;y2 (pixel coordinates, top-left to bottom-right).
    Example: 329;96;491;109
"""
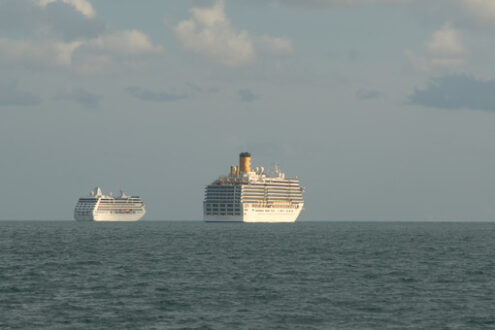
1;222;495;329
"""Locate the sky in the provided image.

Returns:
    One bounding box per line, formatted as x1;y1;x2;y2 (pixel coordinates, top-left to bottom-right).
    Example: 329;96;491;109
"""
1;0;495;221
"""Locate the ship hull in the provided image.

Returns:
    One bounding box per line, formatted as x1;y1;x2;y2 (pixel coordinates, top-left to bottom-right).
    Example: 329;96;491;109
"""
204;205;302;223
74;211;145;222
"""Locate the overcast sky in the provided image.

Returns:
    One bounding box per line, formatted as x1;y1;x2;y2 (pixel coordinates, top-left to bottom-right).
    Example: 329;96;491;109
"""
1;0;495;221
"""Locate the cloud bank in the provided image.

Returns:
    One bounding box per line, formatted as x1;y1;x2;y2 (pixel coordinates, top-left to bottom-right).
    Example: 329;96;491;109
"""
125;87;189;102
410;74;495;111
0;0;162;74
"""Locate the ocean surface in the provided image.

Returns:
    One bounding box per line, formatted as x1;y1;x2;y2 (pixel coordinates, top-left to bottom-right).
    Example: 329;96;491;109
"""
1;221;494;329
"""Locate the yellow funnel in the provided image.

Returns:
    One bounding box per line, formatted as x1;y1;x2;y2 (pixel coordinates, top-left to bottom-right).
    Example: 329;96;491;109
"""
239;152;251;173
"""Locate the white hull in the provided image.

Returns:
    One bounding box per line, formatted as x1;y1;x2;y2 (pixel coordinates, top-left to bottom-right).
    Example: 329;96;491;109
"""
74;211;145;222
204;204;302;223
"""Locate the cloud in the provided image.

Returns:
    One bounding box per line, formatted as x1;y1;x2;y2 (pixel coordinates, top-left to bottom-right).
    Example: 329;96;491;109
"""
459;0;495;27
66;31;163;74
0;81;41;106
356;89;381;100
0;0;161;74
174;1;254;67
41;2;105;41
174;0;292;67
426;25;465;62
38;0;96;18
0;38;82;69
125;87;189;102
238;89;258;102
0;0;105;41
406;25;466;72
410;74;495;111
87;30;163;55
55;88;101;108
0;31;161;74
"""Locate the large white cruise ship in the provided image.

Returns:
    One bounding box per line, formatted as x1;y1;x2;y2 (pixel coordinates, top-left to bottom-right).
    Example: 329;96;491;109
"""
74;187;146;222
204;152;304;223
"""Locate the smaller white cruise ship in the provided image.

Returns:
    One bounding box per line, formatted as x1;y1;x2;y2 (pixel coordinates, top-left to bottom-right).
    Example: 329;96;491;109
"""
74;187;146;222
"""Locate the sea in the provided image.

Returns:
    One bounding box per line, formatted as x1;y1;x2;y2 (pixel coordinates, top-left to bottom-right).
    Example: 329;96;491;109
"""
1;221;494;329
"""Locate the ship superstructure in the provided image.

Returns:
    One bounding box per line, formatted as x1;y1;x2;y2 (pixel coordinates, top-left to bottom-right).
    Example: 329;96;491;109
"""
204;153;304;222
74;187;146;222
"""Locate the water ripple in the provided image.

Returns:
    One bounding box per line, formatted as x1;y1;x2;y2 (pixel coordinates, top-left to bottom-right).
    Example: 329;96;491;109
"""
1;221;495;329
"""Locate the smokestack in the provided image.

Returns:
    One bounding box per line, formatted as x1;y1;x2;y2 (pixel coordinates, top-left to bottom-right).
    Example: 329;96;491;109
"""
239;152;251;173
230;166;235;177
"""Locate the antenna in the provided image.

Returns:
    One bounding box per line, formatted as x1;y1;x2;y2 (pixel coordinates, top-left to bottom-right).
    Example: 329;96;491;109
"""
119;188;128;198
